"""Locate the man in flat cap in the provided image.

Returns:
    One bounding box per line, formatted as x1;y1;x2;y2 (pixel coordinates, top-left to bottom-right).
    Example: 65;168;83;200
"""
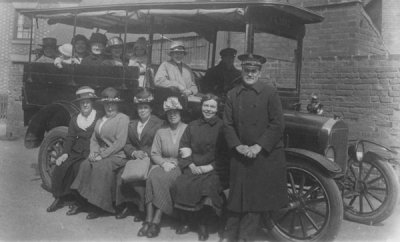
222;53;288;242
201;48;241;97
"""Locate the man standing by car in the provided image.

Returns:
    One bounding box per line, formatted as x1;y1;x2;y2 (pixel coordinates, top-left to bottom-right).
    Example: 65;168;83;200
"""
222;53;288;242
201;48;241;96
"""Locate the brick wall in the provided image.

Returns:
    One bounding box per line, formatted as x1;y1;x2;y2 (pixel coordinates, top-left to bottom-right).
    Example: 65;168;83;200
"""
381;0;400;54
300;54;400;148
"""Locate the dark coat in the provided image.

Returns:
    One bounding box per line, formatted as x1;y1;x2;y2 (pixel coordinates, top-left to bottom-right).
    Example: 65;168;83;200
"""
201;62;242;96
51;111;100;198
115;114;164;208
171;116;226;213
81;53;106;65
223;81;288;212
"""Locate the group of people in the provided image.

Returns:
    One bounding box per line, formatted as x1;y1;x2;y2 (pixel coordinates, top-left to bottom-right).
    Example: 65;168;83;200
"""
45;51;288;242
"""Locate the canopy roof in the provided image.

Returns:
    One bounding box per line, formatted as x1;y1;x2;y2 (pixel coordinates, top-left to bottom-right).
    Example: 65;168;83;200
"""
22;0;324;40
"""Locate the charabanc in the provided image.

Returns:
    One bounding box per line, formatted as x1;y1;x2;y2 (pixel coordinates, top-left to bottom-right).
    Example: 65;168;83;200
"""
21;1;398;241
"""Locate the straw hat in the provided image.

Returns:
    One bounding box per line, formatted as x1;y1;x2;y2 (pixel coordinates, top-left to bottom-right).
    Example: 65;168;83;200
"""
58;43;73;57
134;88;154;104
100;87;123;103
168;41;186;54
163;96;183;112
73;86;98;102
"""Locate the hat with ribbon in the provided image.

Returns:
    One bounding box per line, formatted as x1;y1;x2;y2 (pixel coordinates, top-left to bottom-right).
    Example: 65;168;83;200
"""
40;37;58;48
100;87;123;103
73;86;98;102
134;88;154;104
238;53;267;68
168;41;186;54
58;43;73;57
163;96;183;112
89;33;108;46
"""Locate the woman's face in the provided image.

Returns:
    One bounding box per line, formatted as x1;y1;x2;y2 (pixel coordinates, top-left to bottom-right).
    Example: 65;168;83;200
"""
170;52;185;63
79;99;93;117
111;46;123;59
91;43;105;55
137;103;152;122
166;109;181;125
74;40;87;55
134;47;146;57
202;99;218;119
104;102;118;117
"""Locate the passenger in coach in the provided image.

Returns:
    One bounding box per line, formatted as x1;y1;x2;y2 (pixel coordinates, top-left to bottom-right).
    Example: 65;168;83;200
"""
154;41;198;96
115;88;163;221
221;53;287;242
102;37;124;66
137;97;187;238
71;87;130;219
171;93;225;241
35;37;58;63
46;86;100;214
81;33;108;65
71;34;89;63
128;37;152;87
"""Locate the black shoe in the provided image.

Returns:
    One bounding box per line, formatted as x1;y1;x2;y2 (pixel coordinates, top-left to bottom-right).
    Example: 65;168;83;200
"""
46;198;63;212
137;222;150;237
133;215;143;222
66;204;84;216
176;224;191;234
115;206;131;219
86;211;102;220
146;223;160;238
198;225;209;241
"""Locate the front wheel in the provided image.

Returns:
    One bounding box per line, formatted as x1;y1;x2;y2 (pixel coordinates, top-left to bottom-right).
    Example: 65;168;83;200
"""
38;126;68;191
265;160;343;242
342;152;399;224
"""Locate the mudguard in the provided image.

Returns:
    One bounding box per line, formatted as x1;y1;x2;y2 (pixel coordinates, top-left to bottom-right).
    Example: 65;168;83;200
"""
24;101;79;149
285;147;343;178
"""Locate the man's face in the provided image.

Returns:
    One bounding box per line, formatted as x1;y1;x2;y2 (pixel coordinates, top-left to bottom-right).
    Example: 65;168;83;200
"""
221;55;235;68
242;66;261;86
170;52;185;63
43;47;57;58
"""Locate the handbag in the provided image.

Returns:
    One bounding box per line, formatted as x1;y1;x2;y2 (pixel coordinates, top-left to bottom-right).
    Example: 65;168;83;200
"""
121;157;150;182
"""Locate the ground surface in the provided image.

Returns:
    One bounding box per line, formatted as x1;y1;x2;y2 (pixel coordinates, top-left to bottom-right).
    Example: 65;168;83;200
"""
1;138;400;241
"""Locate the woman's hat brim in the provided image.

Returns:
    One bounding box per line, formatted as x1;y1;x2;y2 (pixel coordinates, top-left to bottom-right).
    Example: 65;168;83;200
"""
73;96;99;102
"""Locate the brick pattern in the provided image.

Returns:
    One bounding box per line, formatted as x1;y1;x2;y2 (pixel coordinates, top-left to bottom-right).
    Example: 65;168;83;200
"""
300;54;400;148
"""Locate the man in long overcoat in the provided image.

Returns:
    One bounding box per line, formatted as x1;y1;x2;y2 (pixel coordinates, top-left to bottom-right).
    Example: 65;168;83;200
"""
222;53;288;242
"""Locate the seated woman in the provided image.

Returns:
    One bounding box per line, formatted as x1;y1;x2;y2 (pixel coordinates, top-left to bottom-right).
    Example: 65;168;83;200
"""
81;33;108;65
137;97;187;238
71;34;89;63
115;88;164;220
102;37;124;66
71;87;129;219
128;37;152;88
47;86;100;214
172;94;225;241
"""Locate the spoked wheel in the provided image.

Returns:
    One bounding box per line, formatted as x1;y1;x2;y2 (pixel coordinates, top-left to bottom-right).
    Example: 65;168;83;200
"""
266;160;343;242
342;152;399;224
38;126;68;191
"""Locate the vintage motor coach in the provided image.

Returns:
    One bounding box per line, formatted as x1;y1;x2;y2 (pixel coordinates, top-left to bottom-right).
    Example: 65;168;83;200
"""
21;1;398;241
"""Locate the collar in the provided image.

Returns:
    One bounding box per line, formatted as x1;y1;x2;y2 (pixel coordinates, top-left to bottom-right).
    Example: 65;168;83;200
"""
236;81;264;95
167;59;188;68
200;115;219;126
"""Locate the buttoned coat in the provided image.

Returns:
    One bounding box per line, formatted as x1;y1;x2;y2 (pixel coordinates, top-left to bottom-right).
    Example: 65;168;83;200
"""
223;81;288;212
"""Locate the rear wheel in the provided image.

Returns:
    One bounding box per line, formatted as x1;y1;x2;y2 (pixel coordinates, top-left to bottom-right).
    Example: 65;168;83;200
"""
38;126;68;191
266;160;343;242
342;152;399;224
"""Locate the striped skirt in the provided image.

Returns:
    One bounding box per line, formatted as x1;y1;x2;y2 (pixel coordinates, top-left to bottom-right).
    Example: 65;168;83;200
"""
145;166;181;215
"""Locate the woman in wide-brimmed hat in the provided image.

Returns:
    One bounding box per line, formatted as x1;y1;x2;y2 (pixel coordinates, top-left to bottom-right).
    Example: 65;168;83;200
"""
137;96;187;238
128;37;152;87
71;87;130;219
47;86;101;215
154;41;198;96
115;88;164;221
81;33;108;65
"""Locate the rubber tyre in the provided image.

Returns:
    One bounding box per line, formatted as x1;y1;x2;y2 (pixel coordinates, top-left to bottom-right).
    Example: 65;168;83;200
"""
266;159;343;242
38;126;68;192
343;152;399;225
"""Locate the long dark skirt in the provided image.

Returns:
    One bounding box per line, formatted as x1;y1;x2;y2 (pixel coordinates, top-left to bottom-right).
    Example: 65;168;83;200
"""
145;166;181;216
171;170;223;216
51;153;85;198
71;156;127;213
115;168;146;212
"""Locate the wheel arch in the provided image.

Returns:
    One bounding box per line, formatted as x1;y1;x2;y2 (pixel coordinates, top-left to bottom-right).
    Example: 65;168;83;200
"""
285;148;342;178
24;101;79;149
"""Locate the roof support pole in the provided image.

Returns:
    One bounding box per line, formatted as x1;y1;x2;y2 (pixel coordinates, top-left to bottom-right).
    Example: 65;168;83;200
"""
245;23;254;54
121;10;129;90
145;15;155;88
295;37;303;99
28;15;34;64
210;31;217;67
70;12;78;86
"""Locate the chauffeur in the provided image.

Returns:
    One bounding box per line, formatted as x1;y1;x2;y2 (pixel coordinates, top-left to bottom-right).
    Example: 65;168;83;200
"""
222;53;288;242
